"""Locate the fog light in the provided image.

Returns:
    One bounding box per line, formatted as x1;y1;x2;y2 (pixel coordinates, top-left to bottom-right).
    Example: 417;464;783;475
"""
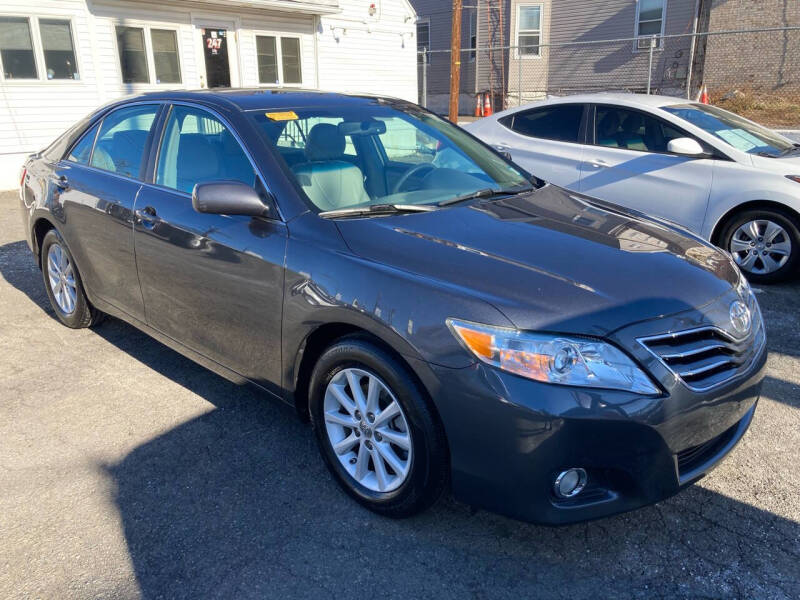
553;468;587;499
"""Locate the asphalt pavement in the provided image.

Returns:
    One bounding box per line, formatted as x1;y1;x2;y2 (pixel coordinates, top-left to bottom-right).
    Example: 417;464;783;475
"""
1;190;798;599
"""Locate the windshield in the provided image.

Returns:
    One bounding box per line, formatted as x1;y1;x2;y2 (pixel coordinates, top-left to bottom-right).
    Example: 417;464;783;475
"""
663;103;794;157
248;100;532;212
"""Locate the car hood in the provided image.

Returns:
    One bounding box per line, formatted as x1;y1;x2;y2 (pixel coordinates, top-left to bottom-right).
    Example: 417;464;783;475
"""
749;152;800;174
334;185;740;336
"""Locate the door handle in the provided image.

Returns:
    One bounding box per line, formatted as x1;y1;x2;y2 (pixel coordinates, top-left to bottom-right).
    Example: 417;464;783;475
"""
135;206;158;228
590;158;610;168
494;144;510;151
52;175;68;190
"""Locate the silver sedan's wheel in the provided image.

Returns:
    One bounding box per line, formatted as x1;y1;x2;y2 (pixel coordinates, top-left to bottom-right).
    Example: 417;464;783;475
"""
47;243;78;315
729;219;792;275
322;367;412;493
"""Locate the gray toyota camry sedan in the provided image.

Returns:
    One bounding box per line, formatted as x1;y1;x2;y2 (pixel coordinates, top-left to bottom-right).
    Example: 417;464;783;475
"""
19;89;766;524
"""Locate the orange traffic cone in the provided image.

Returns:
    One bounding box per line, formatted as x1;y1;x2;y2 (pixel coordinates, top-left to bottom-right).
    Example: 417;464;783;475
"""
699;85;710;104
483;93;493;117
475;94;483;117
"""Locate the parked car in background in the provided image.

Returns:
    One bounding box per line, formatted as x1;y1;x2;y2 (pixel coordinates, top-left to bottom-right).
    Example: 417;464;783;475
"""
20;90;765;525
465;93;800;283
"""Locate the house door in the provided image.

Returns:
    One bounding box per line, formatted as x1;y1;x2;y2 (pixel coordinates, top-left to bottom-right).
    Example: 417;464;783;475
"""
201;28;231;88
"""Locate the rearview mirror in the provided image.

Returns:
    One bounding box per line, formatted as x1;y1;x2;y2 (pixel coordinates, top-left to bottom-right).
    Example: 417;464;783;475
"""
667;137;706;157
192;181;271;217
338;120;387;136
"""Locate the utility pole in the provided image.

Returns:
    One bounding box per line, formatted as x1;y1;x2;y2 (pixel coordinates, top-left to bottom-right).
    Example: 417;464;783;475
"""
448;0;462;122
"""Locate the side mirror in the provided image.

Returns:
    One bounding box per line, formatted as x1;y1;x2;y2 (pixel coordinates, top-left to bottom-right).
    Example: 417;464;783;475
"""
667;137;706;157
192;181;271;217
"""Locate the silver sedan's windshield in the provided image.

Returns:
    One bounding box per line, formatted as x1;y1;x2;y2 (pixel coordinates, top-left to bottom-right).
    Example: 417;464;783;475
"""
249;101;532;212
663;103;794;157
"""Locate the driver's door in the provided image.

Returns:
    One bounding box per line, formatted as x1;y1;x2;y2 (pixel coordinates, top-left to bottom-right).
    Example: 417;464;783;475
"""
133;103;287;392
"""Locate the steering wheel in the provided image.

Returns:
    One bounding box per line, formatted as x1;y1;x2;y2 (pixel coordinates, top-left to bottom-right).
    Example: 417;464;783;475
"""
392;163;436;194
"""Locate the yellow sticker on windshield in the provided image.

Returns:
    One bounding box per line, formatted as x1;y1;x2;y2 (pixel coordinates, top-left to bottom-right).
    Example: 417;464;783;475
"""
265;111;298;121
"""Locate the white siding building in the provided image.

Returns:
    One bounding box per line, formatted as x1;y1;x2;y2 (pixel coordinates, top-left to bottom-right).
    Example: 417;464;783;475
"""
0;0;418;189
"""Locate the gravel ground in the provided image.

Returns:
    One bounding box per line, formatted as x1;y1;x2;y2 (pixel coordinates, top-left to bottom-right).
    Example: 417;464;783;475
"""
1;190;798;599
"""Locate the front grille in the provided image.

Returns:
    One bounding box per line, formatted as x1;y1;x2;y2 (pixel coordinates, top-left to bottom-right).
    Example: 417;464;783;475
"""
676;422;737;476
639;320;764;392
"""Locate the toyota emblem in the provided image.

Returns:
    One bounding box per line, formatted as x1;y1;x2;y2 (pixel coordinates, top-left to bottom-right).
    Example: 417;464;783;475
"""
729;300;752;337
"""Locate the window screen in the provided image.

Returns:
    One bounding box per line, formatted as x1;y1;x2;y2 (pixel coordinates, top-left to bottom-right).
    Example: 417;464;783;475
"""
0;17;37;79
256;36;278;84
280;37;302;84
40;19;78;80
151;29;180;84
116;26;149;83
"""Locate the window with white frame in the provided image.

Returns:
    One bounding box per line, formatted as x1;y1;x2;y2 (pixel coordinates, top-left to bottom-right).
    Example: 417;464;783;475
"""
516;5;542;57
636;0;666;47
256;35;302;86
0;16;79;81
115;25;181;84
416;20;429;64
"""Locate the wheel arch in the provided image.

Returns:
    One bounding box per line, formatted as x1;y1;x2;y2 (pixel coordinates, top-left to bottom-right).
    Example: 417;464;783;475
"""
290;322;439;427
710;200;800;246
31;216;58;268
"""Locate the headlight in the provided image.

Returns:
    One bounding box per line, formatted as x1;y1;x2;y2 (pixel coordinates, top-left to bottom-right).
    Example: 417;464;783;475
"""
447;318;660;395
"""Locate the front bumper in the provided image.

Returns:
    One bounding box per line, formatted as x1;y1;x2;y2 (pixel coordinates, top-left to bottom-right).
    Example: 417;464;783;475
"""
417;340;766;525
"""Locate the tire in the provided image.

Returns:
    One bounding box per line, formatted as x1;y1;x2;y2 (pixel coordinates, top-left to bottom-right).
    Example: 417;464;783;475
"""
308;336;448;518
720;208;800;284
40;229;102;328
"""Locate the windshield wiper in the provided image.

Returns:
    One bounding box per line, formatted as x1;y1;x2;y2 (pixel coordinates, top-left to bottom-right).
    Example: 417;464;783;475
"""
438;186;532;207
778;143;800;157
318;203;438;219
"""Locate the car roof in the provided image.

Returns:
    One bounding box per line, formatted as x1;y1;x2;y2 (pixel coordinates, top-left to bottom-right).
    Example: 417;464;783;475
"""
116;88;411;112
495;92;695;117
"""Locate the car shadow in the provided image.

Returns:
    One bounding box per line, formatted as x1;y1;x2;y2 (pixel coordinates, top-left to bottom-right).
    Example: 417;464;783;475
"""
1;239;798;597
104;384;799;599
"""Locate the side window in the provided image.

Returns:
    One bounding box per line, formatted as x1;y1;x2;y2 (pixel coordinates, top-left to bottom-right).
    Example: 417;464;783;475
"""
90;104;159;178
67;123;100;165
506;104;584;143
595;106;690;154
156;105;256;194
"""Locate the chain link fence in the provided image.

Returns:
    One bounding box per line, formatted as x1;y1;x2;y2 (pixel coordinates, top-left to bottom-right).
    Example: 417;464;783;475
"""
418;27;800;128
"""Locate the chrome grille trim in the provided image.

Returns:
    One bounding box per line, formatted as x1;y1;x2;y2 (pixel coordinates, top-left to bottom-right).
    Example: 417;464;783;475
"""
638;322;764;393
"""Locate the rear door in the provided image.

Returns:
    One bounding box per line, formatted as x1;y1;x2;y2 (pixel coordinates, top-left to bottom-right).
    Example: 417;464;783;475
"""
52;103;162;322
578;104;714;233
133;103;287;391
485;103;586;189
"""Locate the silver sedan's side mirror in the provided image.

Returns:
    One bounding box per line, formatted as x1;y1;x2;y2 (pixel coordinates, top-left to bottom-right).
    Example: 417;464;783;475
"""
667;137;707;157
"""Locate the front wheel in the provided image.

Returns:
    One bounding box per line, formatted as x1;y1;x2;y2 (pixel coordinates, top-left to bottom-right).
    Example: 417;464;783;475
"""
308;337;448;517
720;209;800;284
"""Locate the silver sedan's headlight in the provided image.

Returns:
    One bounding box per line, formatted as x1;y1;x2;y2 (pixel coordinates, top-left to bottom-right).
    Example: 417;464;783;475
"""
447;318;660;395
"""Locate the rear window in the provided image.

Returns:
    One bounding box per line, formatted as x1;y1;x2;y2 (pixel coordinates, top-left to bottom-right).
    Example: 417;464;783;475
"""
500;104;584;143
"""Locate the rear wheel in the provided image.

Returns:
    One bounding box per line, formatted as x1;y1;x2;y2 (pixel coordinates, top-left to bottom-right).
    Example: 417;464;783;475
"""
720;208;800;284
40;229;101;328
308;336;448;517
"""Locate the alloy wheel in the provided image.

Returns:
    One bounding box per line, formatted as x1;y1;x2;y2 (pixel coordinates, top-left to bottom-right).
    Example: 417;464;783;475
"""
729;219;792;275
47;243;78;315
322;367;413;493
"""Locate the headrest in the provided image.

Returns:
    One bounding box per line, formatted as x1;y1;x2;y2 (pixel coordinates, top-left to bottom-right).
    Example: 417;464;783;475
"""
305;123;346;161
621;112;644;134
177;135;219;182
598;112;621;137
